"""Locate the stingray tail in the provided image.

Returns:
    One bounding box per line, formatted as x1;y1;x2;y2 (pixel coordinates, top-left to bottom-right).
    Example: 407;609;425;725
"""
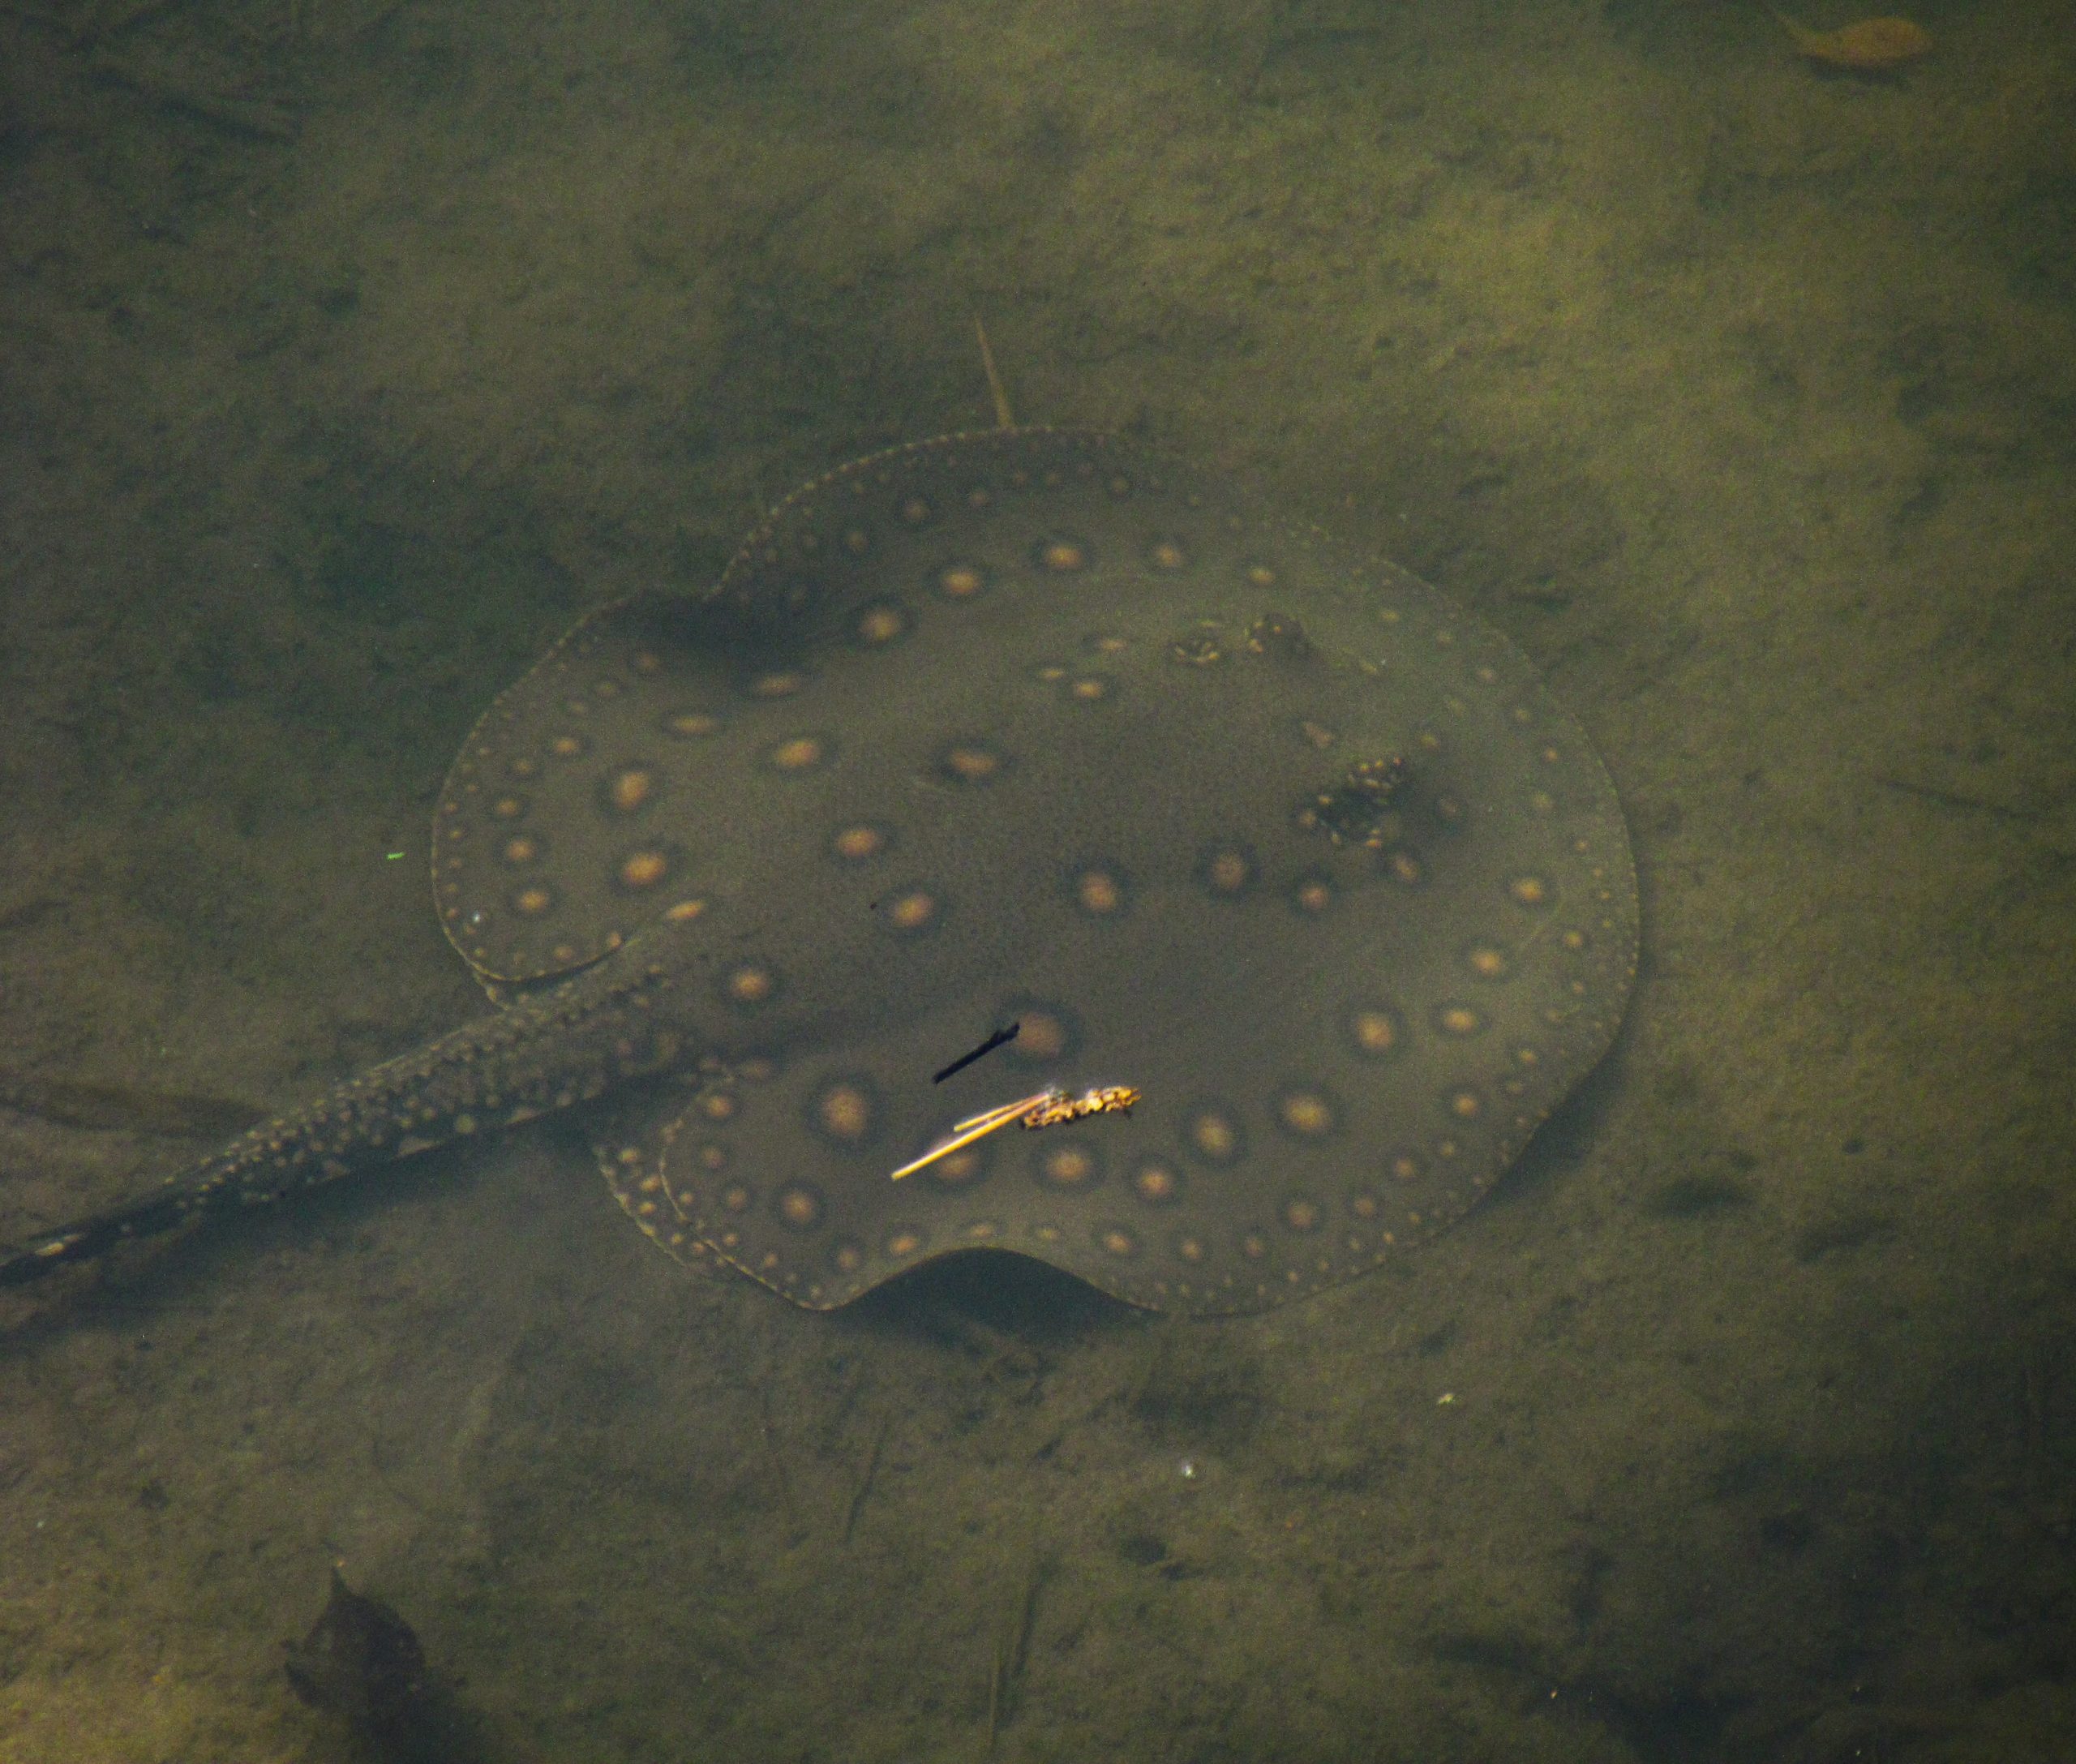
1;958;685;1290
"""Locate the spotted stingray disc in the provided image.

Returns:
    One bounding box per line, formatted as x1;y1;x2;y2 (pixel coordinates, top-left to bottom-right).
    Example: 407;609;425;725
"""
433;428;1636;1314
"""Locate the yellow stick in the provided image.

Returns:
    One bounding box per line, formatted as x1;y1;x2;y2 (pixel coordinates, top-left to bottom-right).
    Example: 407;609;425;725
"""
891;1090;1058;1180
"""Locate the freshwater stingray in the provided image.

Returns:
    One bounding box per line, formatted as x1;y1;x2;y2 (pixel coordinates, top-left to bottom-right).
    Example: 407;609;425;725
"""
1;428;1636;1314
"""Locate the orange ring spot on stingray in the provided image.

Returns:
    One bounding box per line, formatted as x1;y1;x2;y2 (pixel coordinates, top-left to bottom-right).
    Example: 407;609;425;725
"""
817;1083;873;1142
1132;1162;1181;1204
856;604;907;645
1279;1092;1335;1137
1350;1008;1402;1056
607;768;654;813
885;890;937;932
1466;945;1510;978
1009;1011;1070;1062
726;964;775;1006
1041;1146;1096;1187
1384;850;1425;886
1202;847;1254;895
930;1148;984;1187
620;851;669;890
1075;869;1124;915
777;1187;823;1230
770;736;826;771
832;824;886;861
1190;1111;1240;1162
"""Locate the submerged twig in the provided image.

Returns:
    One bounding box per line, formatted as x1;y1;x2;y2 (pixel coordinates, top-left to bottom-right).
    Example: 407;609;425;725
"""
984;1551;1044;1751
843;1411;890;1543
975;316;1016;431
1872;771;2037;822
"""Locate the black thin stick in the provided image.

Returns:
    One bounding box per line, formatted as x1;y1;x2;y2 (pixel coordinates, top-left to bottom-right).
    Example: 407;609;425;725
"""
933;1022;1019;1084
